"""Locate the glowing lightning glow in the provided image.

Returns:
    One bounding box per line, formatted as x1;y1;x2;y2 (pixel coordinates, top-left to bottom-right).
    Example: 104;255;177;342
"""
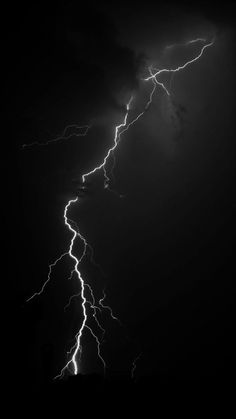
25;36;215;378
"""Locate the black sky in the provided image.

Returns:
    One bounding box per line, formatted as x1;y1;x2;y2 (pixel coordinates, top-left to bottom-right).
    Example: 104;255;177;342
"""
4;0;236;403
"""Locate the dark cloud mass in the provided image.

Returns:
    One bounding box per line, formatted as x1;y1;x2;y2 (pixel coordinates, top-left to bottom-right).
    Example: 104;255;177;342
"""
4;0;236;408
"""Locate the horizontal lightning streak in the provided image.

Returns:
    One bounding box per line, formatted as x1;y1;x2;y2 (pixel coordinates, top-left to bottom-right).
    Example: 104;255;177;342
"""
165;37;207;50
22;124;91;148
186;37;207;45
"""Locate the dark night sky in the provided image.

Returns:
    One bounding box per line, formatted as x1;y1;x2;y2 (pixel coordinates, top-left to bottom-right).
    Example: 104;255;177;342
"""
4;0;236;403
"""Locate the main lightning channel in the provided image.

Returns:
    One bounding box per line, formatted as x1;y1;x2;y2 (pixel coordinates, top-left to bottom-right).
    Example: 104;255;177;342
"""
58;99;136;376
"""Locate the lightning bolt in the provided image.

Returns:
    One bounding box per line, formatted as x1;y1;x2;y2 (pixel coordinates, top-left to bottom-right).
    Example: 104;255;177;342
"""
25;36;215;379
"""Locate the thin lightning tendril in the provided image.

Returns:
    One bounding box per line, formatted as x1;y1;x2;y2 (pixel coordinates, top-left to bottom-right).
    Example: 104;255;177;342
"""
99;289;121;324
64;292;81;312
22;124;91;148
26;37;215;378
26;252;68;302
165;37;207;50
85;284;106;336
131;353;142;380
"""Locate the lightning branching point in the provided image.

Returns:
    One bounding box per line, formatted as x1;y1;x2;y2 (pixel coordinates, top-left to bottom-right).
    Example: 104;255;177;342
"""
85;283;106;336
68;217;106;277
21;124;91;148
144;38;215;89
